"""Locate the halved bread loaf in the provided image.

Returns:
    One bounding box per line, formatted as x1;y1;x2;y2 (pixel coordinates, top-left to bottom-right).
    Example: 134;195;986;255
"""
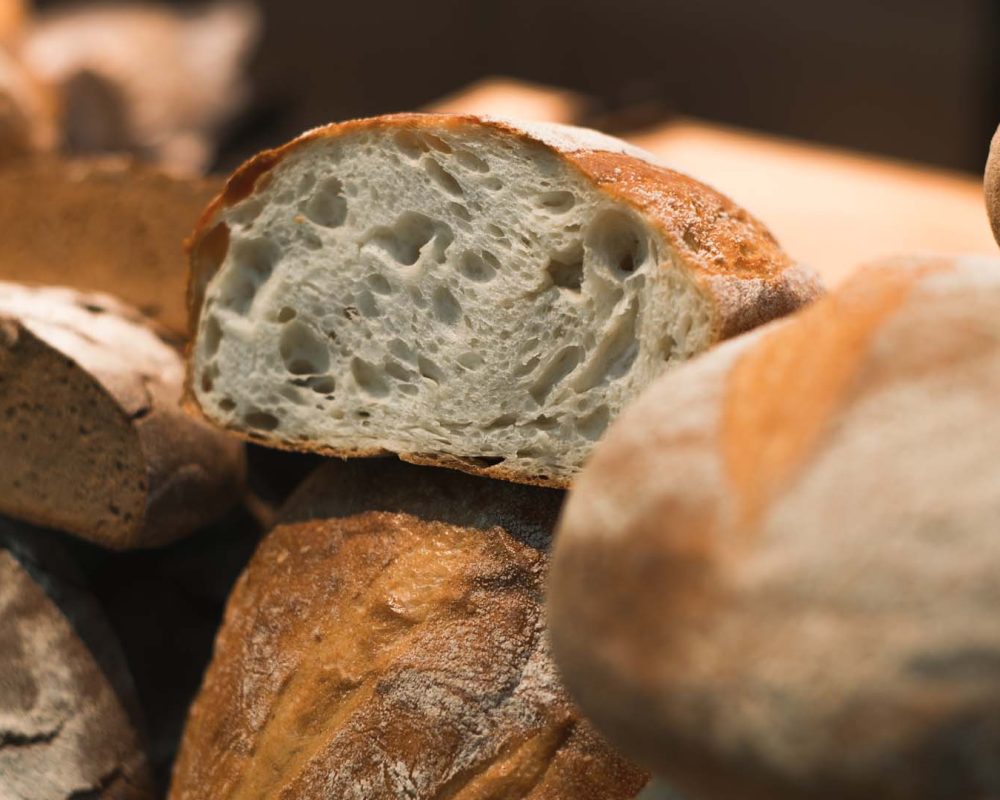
169;458;648;800
186;113;820;486
987;124;1000;247
0;282;245;549
549;255;1000;800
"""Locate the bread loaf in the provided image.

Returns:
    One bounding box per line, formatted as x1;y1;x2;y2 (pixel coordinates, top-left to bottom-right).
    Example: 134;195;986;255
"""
986;124;1000;247
0;47;56;160
21;1;259;174
186;112;820;487
0;156;221;333
0;282;244;549
0;519;153;799
549;255;1000;800
170;458;648;800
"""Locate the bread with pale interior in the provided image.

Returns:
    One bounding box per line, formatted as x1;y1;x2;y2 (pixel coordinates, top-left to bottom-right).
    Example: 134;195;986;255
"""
187;113;819;486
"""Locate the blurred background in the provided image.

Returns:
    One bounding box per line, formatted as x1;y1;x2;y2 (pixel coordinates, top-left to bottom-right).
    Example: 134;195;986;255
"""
24;0;1000;174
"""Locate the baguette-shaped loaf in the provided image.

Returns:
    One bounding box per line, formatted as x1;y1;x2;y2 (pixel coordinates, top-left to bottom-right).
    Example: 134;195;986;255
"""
0;157;222;333
0;520;153;799
186;113;820;487
0;282;244;549
170;458;648;800
549;255;1000;800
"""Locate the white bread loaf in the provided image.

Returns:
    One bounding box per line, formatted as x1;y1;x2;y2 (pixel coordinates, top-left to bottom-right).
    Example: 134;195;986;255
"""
186;113;820;487
549;255;1000;800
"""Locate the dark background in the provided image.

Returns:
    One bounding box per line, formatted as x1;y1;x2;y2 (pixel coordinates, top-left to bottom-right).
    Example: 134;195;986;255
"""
36;0;1000;173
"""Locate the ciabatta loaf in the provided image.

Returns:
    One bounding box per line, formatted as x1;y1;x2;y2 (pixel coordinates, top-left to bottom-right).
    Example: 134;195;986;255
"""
0;282;244;549
186;113;820;487
170;459;648;800
549;255;1000;800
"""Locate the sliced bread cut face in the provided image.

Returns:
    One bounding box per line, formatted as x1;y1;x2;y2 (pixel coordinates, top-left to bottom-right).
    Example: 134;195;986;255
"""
189;114;818;486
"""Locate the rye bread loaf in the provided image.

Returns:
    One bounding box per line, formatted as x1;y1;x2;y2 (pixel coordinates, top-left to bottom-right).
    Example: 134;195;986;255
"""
169;458;648;800
0;519;153;800
0;282;244;549
186;112;820;488
986;124;1000;247
548;255;1000;800
0;156;221;333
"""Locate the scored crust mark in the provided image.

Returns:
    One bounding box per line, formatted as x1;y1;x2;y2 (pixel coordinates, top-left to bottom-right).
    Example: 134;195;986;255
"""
186;114;818;487
169;460;647;800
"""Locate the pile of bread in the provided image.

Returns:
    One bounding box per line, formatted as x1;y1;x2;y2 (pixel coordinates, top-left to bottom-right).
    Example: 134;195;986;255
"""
2;114;1000;800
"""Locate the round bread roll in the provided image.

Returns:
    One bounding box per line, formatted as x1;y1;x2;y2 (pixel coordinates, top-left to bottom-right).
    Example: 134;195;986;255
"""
986;124;1000;247
0;282;245;549
549;255;1000;800
170;458;648;800
0;519;153;799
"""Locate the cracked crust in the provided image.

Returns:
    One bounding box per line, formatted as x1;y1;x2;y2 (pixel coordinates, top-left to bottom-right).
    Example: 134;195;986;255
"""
169;458;648;800
0;282;245;549
182;113;820;487
0;528;153;799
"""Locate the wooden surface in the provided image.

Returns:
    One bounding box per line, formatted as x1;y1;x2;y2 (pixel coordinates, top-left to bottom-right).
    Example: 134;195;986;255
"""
630;119;997;286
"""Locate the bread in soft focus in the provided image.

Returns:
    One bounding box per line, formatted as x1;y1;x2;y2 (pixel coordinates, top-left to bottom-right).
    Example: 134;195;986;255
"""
0;282;245;549
187;112;819;487
0;519;154;799
0;156;221;333
21;0;259;174
549;254;1000;800
0;46;57;159
169;458;648;800
986;124;1000;247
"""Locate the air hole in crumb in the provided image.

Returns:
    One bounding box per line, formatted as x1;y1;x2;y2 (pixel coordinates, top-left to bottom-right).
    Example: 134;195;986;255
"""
587;210;648;279
244;410;279;430
424;158;464;196
486;224;504;238
364;212;453;266
82;302;106;314
307;376;336;394
202;315;223;357
459;251;497;282
384;359;413;381
545;243;584;291
456;351;484;369
357;290;380;318
529;345;584;404
277;306;297;323
578;406;611;440
483;177;503;191
423;134;452;153
418;356;445;383
399;384;418;396
351;358;390;397
219;397;236;412
200;368;214;392
280;321;330;375
394;129;428;158
536;191;576;213
388;338;417;363
431;286;462;324
449;202;472;222
367;274;393;294
466;455;504;468
514;355;540;377
486;414;517;429
455;150;489;172
303;177;347;228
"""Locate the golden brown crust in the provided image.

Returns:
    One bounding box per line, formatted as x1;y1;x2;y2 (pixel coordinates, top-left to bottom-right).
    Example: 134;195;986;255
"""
551;254;1000;800
986;124;1000;248
170;459;646;800
185;113;817;341
0;283;245;548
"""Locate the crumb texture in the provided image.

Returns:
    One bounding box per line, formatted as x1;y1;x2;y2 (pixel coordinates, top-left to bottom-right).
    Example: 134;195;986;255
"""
191;118;746;485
